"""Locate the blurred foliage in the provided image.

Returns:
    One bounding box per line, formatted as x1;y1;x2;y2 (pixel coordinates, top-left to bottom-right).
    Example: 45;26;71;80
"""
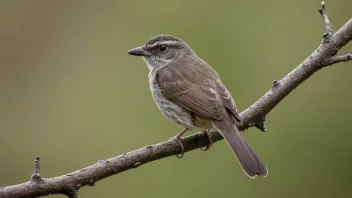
0;0;351;198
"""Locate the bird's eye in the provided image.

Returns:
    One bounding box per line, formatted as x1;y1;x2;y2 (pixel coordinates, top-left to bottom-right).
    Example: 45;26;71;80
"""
159;45;168;51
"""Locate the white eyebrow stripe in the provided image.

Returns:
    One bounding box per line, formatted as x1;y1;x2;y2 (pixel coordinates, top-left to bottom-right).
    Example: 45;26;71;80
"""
147;41;180;48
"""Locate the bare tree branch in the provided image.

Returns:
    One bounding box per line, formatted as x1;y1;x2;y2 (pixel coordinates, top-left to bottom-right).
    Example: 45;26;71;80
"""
322;54;352;66
30;156;43;184
318;1;333;42
0;2;351;198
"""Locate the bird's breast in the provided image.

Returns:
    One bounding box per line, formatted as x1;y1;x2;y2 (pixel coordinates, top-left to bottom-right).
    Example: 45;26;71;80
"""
148;71;195;130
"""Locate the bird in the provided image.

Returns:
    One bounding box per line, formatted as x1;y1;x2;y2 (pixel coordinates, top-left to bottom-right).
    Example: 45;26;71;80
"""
127;34;267;178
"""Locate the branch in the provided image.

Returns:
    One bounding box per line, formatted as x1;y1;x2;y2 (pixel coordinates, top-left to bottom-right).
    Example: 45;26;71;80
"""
318;1;334;42
30;156;42;184
321;54;352;66
1;2;351;198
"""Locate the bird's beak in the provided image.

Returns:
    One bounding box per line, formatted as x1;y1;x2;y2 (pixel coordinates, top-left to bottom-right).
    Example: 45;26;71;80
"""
127;46;151;56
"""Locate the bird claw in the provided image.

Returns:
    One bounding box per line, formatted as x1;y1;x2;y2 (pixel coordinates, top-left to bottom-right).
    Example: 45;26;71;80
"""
171;128;189;158
172;136;185;158
200;129;212;151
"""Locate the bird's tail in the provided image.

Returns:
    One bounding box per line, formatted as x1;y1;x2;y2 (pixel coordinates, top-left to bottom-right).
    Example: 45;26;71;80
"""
212;119;268;178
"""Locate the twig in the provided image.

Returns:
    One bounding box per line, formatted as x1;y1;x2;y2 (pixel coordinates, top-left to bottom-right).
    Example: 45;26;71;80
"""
318;1;333;42
30;156;43;184
0;2;351;198
321;54;352;66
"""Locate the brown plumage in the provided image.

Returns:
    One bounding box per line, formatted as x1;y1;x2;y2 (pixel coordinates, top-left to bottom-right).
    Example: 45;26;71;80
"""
128;34;268;178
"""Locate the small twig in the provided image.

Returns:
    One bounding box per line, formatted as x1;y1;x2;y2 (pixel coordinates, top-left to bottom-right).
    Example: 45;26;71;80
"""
318;1;333;42
321;54;352;66
30;156;43;184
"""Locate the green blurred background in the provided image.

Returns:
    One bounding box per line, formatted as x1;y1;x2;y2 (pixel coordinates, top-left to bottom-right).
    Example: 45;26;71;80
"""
1;0;351;197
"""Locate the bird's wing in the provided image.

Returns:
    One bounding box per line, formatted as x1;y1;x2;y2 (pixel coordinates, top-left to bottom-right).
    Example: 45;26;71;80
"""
156;55;241;121
215;79;241;121
159;79;222;120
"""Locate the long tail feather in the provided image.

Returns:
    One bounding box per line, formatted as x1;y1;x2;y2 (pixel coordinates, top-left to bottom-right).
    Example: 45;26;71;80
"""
212;120;268;178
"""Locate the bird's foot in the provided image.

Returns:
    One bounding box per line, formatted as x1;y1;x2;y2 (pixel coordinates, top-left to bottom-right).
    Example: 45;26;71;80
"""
172;136;185;158
200;129;212;151
171;128;188;158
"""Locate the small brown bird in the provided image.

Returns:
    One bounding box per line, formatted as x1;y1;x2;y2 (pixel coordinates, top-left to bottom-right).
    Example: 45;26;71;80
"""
127;35;267;178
